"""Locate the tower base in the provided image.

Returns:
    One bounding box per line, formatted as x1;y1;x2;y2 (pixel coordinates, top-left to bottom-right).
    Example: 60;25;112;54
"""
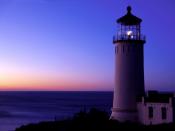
110;108;138;122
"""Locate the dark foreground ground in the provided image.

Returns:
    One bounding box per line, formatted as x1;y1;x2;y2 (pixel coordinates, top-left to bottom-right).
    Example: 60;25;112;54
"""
16;108;175;131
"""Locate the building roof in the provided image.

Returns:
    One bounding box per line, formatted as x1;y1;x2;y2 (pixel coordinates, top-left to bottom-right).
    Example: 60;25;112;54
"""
137;91;174;103
117;6;142;25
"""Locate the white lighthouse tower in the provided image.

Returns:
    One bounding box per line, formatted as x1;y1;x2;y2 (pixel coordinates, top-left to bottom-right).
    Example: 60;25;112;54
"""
110;6;146;122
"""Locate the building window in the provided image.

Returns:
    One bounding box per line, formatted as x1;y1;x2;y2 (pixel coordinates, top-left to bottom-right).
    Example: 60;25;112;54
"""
115;46;118;54
161;107;167;119
127;45;130;52
148;106;153;119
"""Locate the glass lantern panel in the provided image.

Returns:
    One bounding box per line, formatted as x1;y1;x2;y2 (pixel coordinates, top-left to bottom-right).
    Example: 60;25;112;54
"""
118;25;140;40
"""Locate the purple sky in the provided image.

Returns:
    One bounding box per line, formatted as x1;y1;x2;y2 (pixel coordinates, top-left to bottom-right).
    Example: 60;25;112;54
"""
0;0;174;91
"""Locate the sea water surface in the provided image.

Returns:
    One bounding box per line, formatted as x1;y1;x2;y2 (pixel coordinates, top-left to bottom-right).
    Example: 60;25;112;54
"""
0;91;113;131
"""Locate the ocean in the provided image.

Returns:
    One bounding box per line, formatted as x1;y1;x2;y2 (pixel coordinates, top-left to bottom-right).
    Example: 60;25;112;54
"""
0;91;113;131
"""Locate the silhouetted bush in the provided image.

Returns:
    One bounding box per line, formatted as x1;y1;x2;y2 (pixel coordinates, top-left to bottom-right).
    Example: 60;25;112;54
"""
15;108;175;131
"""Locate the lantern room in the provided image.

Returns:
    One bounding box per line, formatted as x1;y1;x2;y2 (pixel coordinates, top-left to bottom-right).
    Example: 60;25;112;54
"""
113;6;145;43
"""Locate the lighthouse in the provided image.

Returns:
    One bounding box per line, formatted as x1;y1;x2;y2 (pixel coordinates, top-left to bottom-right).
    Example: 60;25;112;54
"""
110;6;146;122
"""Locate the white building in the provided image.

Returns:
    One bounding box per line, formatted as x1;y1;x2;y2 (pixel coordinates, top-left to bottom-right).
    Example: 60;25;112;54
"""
111;6;145;122
137;91;174;125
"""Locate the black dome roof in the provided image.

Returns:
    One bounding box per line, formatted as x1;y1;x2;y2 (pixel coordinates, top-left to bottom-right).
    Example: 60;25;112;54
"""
117;6;142;25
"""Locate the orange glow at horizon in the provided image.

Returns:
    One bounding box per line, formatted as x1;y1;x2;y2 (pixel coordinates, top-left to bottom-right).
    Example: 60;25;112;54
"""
0;70;110;91
0;76;110;91
0;75;106;90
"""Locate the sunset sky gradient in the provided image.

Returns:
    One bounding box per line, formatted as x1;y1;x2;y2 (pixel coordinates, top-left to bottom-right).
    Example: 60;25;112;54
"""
0;0;175;91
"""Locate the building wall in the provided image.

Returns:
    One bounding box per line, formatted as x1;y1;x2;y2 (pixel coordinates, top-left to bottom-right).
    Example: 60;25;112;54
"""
111;41;144;122
137;99;173;125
